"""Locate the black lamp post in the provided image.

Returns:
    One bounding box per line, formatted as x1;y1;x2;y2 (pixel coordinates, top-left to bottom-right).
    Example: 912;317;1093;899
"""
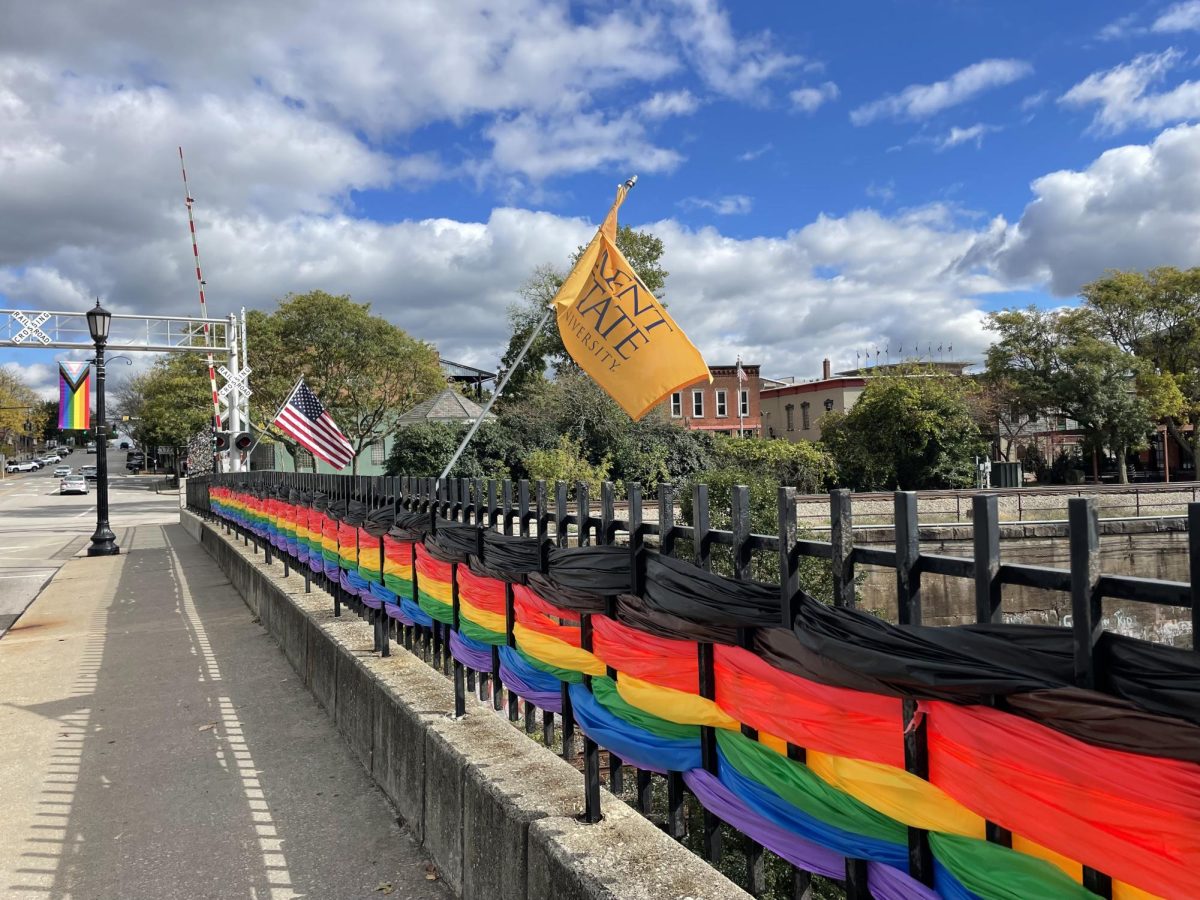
86;299;120;557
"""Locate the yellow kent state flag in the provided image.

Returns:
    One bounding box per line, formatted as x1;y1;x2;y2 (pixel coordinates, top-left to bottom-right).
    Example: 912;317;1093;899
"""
551;183;710;420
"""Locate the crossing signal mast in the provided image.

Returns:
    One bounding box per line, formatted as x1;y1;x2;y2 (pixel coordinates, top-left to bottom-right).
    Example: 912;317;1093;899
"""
179;148;250;471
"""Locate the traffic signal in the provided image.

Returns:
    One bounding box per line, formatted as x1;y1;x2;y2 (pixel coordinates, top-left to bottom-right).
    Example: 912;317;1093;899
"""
214;432;231;452
233;432;252;452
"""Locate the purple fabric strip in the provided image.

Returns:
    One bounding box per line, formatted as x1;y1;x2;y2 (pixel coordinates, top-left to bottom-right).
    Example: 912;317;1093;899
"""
384;603;416;625
867;862;941;900
498;659;563;712
682;769;844;879
449;630;493;672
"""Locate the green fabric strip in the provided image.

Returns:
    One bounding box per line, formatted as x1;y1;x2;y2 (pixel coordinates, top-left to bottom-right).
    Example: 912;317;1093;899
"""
716;729;907;846
593;676;699;741
383;574;413;597
417;590;455;625
929;833;1096;900
460;618;506;646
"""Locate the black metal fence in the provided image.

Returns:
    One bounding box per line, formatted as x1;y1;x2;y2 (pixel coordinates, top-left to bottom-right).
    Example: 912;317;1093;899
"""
186;471;1199;900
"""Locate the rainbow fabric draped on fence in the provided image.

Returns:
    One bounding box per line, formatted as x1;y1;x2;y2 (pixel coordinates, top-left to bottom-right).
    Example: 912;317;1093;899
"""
208;480;1197;900
58;361;90;431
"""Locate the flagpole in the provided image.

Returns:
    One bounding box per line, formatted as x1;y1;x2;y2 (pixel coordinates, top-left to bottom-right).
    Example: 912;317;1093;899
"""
244;375;304;462
438;305;553;483
439;175;639;485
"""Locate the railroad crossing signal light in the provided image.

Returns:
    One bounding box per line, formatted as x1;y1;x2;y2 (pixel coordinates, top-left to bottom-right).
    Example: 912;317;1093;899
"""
214;432;231;452
233;432;252;452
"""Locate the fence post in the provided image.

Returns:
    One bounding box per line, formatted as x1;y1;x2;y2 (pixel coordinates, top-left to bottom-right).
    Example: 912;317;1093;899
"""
692;481;721;863
895;491;921;625
555;481;575;764
657;482;686;840
830;489;855;608
1190;503;1200;652
578;477;603;824
1068;498;1101;689
973;494;1002;623
627;482;653;814
598;481;623;792
1068;497;1113;898
536;480;554;744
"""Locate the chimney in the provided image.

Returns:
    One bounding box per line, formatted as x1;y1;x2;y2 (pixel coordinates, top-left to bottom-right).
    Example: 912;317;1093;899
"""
822;358;831;380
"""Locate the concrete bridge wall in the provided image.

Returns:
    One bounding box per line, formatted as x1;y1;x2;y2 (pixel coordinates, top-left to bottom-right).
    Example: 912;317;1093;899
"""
180;509;748;900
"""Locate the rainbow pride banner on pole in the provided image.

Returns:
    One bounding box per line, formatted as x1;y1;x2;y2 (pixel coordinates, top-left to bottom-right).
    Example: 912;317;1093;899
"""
58;361;91;431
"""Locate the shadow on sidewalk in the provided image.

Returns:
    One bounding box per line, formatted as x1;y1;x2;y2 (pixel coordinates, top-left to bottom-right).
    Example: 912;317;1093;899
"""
8;523;445;900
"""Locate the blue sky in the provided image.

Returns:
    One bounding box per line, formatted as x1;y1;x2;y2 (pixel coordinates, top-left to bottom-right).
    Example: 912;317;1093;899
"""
4;0;1200;395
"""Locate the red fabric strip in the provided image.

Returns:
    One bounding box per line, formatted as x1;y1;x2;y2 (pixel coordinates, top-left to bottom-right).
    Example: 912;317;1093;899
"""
926;698;1200;897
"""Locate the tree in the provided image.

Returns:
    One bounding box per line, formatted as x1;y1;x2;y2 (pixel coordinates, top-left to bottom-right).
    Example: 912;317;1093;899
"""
0;367;38;457
385;421;518;480
498;225;668;405
526;435;611;496
821;368;988;490
125;355;216;473
248;291;446;473
986;306;1178;483
1079;267;1200;467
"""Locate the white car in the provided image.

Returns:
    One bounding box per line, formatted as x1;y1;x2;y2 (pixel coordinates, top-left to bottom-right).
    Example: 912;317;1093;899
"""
79;465;98;480
53;465;71;477
60;475;89;495
41;454;61;464
5;460;35;474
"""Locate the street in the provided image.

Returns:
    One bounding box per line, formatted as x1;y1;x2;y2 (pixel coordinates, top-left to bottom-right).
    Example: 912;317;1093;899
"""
0;460;178;637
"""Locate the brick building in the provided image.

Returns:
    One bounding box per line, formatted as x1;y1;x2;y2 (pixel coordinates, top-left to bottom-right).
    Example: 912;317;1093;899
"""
663;363;762;436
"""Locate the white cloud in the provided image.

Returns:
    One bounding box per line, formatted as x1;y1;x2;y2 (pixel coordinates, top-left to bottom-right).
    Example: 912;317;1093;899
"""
1153;1;1200;32
482;106;685;182
1060;48;1200;134
737;142;774;161
669;0;803;101
1097;13;1141;41
1020;90;1050;111
790;82;840;114
962;122;1200;295
680;195;754;215
851;59;1033;125
639;90;701;119
934;123;996;151
865;180;895;202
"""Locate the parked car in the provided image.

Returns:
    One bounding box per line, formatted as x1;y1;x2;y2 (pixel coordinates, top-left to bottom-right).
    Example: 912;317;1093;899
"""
27;459;43;470
5;460;35;473
60;474;89;495
80;464;98;480
53;465;71;477
41;454;61;464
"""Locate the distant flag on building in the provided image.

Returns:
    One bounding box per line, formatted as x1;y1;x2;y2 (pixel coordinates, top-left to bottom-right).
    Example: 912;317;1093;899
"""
58;361;90;431
274;379;354;469
550;181;710;420
736;355;747;385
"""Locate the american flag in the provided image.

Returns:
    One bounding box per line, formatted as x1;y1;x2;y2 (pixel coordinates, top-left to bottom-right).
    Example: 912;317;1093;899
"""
275;380;354;469
736;356;747;385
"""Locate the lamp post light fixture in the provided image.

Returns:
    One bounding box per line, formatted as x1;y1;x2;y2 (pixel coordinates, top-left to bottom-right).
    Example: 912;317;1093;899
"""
823;398;835;413
86;299;120;557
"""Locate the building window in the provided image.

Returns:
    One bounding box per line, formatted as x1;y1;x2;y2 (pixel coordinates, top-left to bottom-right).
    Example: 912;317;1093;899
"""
739;390;749;417
370;441;386;465
715;390;728;417
692;390;704;418
801;401;811;430
295;448;315;472
670;392;682;417
785;404;795;432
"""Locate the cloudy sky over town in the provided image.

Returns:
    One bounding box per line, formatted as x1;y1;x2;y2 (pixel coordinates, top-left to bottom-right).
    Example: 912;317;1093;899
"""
4;0;1200;394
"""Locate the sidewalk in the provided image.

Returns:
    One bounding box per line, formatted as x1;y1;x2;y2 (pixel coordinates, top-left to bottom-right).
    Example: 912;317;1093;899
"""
0;522;452;900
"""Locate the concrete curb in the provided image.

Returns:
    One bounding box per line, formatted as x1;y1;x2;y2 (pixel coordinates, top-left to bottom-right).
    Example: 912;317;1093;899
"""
182;510;749;900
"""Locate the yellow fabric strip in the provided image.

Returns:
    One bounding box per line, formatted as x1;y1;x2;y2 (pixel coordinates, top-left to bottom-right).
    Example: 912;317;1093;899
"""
383;558;412;577
420;578;454;605
513;624;606;677
807;750;986;839
615;673;741;731
459;597;507;635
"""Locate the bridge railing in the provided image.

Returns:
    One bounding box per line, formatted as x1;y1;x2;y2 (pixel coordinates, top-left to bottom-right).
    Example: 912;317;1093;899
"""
188;471;1200;900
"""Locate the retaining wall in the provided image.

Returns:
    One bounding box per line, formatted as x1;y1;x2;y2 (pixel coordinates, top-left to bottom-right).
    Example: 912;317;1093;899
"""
180;509;747;900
